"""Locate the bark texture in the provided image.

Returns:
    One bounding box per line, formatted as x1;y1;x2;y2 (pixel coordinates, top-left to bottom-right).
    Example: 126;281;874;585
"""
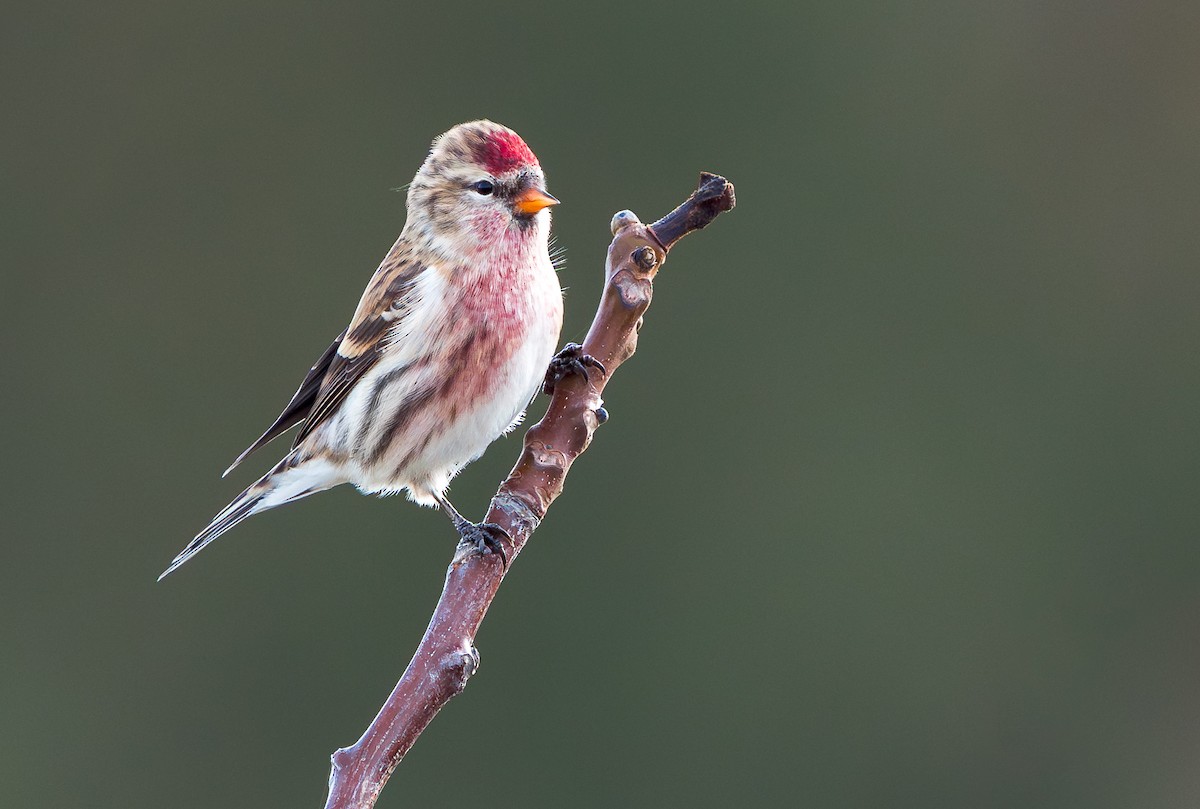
324;173;736;809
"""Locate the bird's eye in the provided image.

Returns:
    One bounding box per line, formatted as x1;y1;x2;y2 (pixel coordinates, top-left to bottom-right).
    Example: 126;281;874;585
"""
469;180;495;196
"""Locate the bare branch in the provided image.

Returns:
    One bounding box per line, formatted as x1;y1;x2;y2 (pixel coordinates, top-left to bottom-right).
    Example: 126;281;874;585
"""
324;173;736;809
647;171;737;251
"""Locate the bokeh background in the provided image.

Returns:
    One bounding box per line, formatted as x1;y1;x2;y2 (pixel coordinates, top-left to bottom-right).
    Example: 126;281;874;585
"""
5;1;1200;806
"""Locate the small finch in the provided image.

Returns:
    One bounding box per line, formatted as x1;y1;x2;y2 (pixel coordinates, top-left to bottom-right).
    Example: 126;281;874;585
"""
161;121;570;579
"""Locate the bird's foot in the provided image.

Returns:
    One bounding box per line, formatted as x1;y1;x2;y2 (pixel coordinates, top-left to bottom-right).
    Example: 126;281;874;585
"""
543;343;606;395
454;521;510;569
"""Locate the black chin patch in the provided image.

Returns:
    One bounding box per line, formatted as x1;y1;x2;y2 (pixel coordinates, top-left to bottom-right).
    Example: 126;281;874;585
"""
511;211;538;230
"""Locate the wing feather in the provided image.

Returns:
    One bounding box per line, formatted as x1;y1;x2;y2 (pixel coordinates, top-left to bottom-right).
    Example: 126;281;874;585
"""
292;247;423;446
223;242;424;474
223;329;345;476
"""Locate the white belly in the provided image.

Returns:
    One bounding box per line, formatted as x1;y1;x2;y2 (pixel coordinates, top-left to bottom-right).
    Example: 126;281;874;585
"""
399;314;558;503
332;260;562;505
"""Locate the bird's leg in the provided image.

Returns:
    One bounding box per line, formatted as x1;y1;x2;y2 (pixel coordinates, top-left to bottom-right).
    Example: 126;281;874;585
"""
542;342;606;396
433;492;509;569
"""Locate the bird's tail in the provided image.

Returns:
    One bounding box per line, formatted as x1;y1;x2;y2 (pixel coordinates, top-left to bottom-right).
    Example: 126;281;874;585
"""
159;454;343;581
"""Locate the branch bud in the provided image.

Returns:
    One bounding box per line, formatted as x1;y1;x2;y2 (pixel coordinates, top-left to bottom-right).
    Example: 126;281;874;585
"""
610;209;641;235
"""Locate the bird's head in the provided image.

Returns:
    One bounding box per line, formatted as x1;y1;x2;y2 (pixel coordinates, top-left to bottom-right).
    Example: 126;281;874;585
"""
405;120;558;258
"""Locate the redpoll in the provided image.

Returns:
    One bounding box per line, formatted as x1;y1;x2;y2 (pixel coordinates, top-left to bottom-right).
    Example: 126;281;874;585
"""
161;121;569;579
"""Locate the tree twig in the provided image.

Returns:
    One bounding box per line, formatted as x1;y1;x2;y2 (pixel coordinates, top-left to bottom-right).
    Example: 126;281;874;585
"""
323;173;736;809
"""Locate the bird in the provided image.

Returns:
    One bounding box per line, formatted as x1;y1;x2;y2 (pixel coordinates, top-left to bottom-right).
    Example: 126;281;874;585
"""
160;120;573;580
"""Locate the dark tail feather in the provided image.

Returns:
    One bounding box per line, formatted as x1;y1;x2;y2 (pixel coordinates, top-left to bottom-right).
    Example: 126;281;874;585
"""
159;483;266;581
160;454;343;581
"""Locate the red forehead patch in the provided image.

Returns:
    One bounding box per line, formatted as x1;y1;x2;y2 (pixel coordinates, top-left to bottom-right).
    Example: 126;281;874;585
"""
477;129;538;175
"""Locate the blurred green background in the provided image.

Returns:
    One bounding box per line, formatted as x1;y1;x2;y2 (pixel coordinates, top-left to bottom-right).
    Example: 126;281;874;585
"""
5;0;1200;806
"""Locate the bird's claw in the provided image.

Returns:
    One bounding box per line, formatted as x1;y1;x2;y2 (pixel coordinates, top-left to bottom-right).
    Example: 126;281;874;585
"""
455;522;510;569
543;343;606;396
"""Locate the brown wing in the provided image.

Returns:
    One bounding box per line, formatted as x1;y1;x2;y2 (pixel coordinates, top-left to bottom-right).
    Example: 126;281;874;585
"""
223;243;424;475
222;329;347;476
291;247;423;447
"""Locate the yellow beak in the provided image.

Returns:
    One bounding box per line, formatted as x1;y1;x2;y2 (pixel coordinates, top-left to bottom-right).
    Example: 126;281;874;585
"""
513;187;560;215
